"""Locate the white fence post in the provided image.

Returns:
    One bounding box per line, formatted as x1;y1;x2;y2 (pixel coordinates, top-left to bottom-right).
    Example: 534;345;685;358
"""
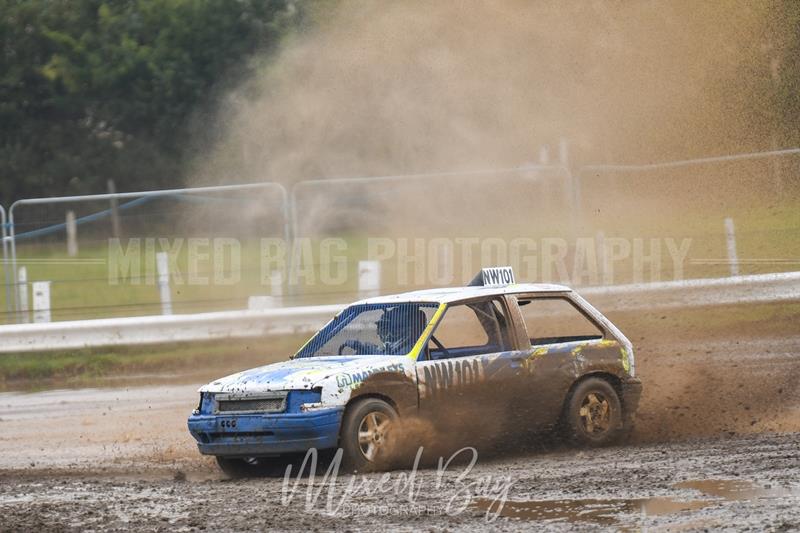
247;296;278;311
436;240;453;285
32;281;51;323
66;210;78;257
17;266;28;323
559;138;569;166
538;145;550;164
425;239;454;286
107;179;122;238
248;271;284;310
724;217;739;276
248;296;276;310
358;260;380;298
270;270;283;297
156;252;172;315
596;231;606;282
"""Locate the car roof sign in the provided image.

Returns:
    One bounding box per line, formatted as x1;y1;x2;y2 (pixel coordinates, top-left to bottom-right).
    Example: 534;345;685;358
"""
468;266;515;287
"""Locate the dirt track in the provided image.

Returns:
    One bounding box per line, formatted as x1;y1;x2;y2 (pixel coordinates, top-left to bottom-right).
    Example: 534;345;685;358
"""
2;432;799;531
1;304;799;531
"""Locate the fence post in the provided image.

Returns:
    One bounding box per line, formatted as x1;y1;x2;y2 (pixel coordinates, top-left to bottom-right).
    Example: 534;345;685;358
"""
435;240;453;285
596;231;606;282
17;266;28;323
8;203;19;321
771;135;784;195
66;210;78;257
286;183;301;297
539;145;550;164
107;179;121;238
572;168;584;235
0;205;11;320
559;138;569;167
32;281;51;323
156;251;172;315
724;217;739;276
248;295;276;310
358;260;380;298
270;270;283;298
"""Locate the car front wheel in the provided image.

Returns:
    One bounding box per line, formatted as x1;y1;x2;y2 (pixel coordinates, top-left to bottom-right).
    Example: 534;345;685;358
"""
340;398;398;472
563;377;623;447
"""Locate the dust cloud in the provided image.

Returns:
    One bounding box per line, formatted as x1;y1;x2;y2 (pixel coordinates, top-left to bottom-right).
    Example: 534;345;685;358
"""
190;0;775;186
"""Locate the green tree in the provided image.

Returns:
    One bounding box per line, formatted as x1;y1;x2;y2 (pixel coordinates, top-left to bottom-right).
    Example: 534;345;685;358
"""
0;0;301;202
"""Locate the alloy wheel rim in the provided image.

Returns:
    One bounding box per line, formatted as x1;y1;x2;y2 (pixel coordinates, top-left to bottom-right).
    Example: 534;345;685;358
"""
579;392;611;434
357;411;391;461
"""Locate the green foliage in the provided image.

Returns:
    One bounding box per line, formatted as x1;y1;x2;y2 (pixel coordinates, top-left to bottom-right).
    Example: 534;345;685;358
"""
0;0;301;202
1;1;798;203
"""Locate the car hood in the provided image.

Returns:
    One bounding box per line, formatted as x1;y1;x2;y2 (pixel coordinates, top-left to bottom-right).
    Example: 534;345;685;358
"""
199;355;410;395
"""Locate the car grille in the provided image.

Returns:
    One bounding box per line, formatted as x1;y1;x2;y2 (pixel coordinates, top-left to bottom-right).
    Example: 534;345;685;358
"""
215;393;287;414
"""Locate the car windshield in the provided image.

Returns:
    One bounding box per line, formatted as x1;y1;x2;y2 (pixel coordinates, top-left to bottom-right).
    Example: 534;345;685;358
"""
295;302;439;358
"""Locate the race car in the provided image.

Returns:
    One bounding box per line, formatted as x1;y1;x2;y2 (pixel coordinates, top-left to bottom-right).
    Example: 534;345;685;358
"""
188;267;642;476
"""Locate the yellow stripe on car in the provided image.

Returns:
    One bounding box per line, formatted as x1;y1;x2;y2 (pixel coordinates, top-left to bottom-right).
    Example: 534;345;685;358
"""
407;303;447;360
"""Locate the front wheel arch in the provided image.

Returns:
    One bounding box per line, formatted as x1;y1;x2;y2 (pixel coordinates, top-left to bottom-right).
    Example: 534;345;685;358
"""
344;392;399;414
566;372;623;403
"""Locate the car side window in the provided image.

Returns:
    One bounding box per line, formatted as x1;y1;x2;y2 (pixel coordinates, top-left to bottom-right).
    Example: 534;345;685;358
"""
517;297;604;345
427;298;512;360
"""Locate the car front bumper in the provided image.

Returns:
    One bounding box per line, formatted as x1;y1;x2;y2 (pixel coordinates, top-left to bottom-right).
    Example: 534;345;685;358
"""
187;407;344;457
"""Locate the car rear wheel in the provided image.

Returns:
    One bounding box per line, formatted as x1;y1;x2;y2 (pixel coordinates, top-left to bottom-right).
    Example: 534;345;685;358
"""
563;377;623;447
340;398;397;472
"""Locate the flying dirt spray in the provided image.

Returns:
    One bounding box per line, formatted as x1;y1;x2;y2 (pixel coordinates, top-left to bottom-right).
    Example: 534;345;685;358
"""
184;0;794;282
183;0;799;443
191;0;776;186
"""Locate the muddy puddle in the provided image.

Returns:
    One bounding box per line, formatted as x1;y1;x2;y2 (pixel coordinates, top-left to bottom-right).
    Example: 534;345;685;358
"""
474;479;800;526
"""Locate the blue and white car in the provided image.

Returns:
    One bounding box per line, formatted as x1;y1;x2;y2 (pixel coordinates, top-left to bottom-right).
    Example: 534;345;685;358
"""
188;267;642;475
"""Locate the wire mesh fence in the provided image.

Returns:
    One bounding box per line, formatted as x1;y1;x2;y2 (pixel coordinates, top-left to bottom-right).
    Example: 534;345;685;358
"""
289;165;575;238
4;184;288;323
0;150;797;325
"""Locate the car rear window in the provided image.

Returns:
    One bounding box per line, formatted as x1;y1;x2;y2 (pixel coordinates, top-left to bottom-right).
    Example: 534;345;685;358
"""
517;297;603;345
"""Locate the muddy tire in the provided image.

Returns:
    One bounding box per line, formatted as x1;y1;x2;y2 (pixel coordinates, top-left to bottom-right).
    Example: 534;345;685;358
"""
215;456;273;478
563;377;623;447
340;398;397;472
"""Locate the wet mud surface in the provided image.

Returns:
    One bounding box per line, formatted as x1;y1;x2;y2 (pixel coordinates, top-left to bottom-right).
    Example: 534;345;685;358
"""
0;305;798;531
1;433;798;531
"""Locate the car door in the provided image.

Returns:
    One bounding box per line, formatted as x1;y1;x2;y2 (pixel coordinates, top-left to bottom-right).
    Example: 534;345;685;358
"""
415;296;529;426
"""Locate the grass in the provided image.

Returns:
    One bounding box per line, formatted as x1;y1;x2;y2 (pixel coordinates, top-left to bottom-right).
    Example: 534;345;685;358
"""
0;196;796;324
2;301;797;392
1;167;795;390
0;334;308;392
